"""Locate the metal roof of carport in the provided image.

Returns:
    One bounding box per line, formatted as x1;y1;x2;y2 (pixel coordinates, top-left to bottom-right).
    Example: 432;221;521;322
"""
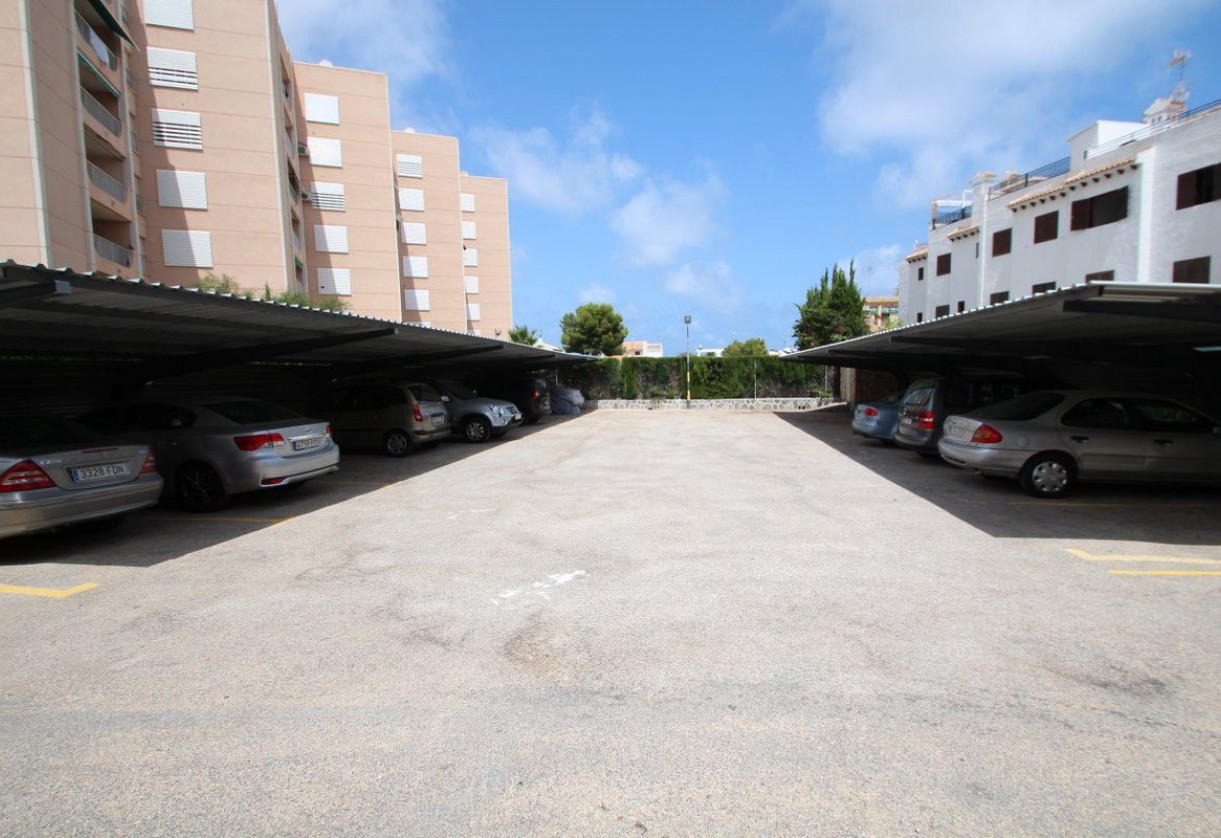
0;262;588;378
783;282;1221;377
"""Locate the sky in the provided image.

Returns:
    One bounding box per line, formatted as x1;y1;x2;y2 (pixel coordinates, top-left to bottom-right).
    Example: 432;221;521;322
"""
278;0;1221;353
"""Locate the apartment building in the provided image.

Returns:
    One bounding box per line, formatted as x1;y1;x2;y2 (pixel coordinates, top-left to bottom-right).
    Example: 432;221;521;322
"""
4;0;513;336
899;96;1221;325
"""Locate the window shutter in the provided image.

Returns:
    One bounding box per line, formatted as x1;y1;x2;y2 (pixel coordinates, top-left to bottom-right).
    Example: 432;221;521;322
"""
313;225;349;253
404;289;431;311
1176;170;1198;210
462;221;477;240
152;109;202;150
466;303;481;322
463;247;478;267
464;275;479;294
307;137;342;168
162;230;212;267
144;0;193;29
460;193;476;212
156;169;207;209
398;188;424;211
308;181;346;211
1070;199;1089;231
402;256;429;278
304;93;340;125
401;222;426;244
317;268;351;296
147;48;198;90
396;154;423;178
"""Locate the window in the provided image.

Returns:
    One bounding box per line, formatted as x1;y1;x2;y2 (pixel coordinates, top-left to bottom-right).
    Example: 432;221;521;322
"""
1173;257;1211;284
161;230;212;267
460;192;476;212
936;253;951;275
916;312;924;323
992;228;1012;257
401;222;426;245
152;109;202;150
156;170;207;209
1061;398;1132;430
402;256;429;278
398;188;424;211
916;266;924;281
306;137;342;168
1071;186;1128;230
1176;162;1220;209
467;303;481;322
404;289;430;311
1034;211;1058;243
956;301;966;313
304;93;339;125
144;0;193;29
396;154;423;178
317;268;351;296
464;275;479;295
1084;270;1114;283
1129;399;1217;434
313;225;348;253
989;291;1009;305
147;48;197;90
308;182;346;211
934;304;950;319
463;247;478;267
1032;281;1057;294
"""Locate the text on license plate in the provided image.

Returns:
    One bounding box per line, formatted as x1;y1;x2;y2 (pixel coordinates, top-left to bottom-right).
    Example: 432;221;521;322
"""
292;436;323;451
71;463;130;483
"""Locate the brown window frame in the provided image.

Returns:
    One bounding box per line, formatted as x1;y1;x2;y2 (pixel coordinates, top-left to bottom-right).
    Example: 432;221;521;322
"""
1177;162;1220;210
1172;257;1211;284
1033;211;1059;244
1070;186;1128;230
1031;281;1057;294
992;228;1012;257
1084;270;1114;283
989;291;1010;305
934;304;950;319
936;253;951;276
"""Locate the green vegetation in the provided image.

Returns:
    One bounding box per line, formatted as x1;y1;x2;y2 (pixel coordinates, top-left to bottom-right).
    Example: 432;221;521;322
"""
721;337;768;357
562;356;827;400
509;324;540;345
560;302;628;356
793;261;868;350
196;273;245;295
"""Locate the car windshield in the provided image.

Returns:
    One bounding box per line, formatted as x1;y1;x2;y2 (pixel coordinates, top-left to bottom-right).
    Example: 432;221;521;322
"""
877;389;907;405
966;391;1066;421
441;381;479;400
204;400;303;425
0;415;101;447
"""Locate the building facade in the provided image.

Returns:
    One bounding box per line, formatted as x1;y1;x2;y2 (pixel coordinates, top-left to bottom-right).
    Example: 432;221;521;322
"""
4;0;513;336
899;98;1221;325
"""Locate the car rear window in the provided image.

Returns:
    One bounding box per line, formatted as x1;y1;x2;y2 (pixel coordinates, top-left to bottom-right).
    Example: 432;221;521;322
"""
967;392;1066;421
904;387;934;408
409;384;443;403
0;416;100;447
204;400;303;425
440;381;479;400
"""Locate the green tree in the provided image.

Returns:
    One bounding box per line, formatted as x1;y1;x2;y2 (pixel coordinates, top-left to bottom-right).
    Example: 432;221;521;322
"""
722;337;768;357
560;303;628;356
197;273;245;295
509;324;540;345
793;261;868;350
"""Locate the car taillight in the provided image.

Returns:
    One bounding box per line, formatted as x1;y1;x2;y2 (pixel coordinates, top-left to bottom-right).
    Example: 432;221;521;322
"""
233;432;285;451
412;405;425;423
0;460;55;492
863;406;879;417
532;387;540;402
325;424;332;437
917;411;936;431
971;424;1004;444
140;451;158;474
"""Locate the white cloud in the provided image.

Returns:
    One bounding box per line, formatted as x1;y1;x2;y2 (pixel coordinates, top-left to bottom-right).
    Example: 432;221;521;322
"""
611;172;725;267
836;244;903;296
662;261;742;312
578;282;616;304
803;0;1203;207
473;110;643;215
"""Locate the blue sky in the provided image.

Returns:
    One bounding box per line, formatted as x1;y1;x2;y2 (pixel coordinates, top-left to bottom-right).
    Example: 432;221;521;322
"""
279;0;1221;352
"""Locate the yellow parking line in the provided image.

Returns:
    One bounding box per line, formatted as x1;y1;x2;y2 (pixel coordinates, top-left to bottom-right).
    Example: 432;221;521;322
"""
1066;549;1221;565
1109;570;1221;577
0;582;98;599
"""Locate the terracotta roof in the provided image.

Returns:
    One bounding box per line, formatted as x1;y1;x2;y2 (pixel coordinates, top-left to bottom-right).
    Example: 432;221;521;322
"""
1009;157;1137;209
947;224;979;241
905;247;929;262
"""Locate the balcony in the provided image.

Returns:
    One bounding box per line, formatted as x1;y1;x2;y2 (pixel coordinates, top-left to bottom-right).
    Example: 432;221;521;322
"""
93;233;130;268
291;230;303;253
80;88;121;138
931;204;972;230
989;157;1071;199
75;10;118;72
87;161;126;203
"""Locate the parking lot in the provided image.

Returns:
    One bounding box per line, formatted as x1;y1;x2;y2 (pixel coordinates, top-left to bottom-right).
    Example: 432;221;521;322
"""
2;408;1220;836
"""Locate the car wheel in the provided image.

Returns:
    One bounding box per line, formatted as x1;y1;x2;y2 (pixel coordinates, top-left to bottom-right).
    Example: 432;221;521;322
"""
1019;453;1075;499
463;416;492;443
383;429;413;457
176;462;227;513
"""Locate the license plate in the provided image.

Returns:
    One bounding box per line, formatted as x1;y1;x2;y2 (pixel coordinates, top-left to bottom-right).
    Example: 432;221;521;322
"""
292;436;323;451
431;415;445;427
71;463;129;483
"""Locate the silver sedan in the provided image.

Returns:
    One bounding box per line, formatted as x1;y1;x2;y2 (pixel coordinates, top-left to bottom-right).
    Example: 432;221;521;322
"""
937;390;1221;498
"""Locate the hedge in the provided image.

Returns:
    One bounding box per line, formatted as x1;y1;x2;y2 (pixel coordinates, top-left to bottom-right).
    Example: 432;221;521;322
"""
559;356;828;400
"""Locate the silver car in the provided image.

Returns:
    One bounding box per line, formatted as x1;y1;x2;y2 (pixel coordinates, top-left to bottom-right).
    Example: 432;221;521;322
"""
0;416;163;539
429;379;522;443
938;390;1221;498
80;398;339;512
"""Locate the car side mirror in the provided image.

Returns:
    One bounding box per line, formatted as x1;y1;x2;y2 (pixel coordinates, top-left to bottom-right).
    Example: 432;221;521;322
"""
441;395;451;403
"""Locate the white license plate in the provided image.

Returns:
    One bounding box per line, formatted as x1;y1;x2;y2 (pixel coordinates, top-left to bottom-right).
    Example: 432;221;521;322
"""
292;436;323;451
431;415;445;427
71;463;129;483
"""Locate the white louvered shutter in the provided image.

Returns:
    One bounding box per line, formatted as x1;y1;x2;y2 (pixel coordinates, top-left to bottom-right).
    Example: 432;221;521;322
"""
404;289;430;311
304;93;340;125
317;268;351;296
462;221;477;240
147;48;198;89
398;188;424;211
401;222;426;245
313;225;349;253
396;154;423;178
464;275;480;295
308;182;346;211
307;137;342;168
463;247;478;267
460;193;476;212
156;170;207;209
145;0;193;29
162;230;211;267
466;303;481;322
152;109;202;150
402;256;429;278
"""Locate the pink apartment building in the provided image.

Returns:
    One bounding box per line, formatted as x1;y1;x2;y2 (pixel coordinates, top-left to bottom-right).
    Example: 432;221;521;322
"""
4;0;513;336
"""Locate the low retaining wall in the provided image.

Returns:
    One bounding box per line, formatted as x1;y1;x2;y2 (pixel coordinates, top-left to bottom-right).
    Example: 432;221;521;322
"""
585;398;840;411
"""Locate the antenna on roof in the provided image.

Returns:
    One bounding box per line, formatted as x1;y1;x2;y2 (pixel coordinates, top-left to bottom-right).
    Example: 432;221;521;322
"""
1170;50;1191;105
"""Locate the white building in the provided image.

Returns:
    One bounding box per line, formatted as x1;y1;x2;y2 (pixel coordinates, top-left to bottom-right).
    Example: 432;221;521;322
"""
899;97;1221;325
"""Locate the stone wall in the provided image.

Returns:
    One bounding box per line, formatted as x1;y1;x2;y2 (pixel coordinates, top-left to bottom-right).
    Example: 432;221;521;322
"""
585;398;840;411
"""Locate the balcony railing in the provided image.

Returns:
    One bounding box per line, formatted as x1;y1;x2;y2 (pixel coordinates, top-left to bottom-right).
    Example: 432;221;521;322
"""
93;234;130;267
87;161;127;203
989;157;1071;198
75;11;118;71
291;231;302;252
80;88;120;136
1086;97;1221;159
931;204;971;229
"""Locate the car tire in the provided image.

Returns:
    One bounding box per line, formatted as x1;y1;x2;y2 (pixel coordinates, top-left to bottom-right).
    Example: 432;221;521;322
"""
1019;453;1075;499
383;429;413;457
176;462;228;513
462;416;492;443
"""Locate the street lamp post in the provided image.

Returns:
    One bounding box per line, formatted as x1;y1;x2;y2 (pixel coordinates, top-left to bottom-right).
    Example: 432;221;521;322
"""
683;315;692;400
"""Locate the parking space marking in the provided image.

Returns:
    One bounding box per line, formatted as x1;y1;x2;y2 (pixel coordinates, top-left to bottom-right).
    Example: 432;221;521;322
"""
1109;570;1221;577
0;582;98;599
1066;548;1221;566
